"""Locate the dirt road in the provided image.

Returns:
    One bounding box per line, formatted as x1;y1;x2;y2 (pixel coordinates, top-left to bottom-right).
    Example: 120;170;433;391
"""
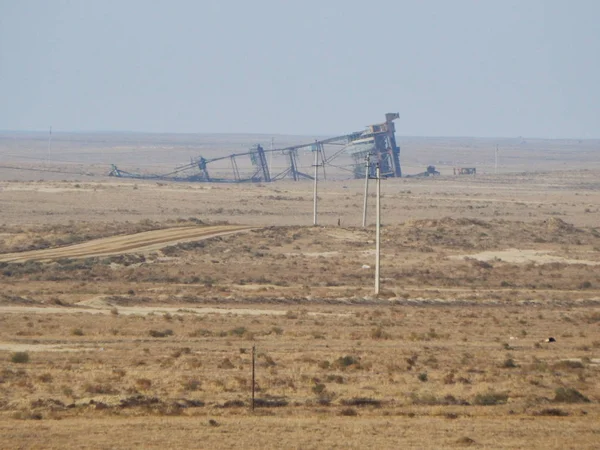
0;225;253;262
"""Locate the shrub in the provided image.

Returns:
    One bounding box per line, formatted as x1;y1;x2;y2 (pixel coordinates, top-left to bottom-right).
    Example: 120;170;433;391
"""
318;360;330;369
502;357;518;368
229;327;247;337
38;373;53;383
149;329;173;338
218;358;235;369
410;393;469;406
443;372;455;385
340;397;382;407
585;312;600;324
339;407;358;416
406;354;418;370
222;400;245;408
334;355;360;369
312;383;326;395
136;378;152;390
553;387;590;403
258;353;276;367
253;397;288;408
11;352;29;364
71;328;84;336
553;360;584;370
456;437;476;446
536;408;569;416
189;328;213;337
182;379;201;391
473;392;508;406
418;372;428;382
370;327;391;340
325;374;344;384
12;411;42;420
84;383;118;395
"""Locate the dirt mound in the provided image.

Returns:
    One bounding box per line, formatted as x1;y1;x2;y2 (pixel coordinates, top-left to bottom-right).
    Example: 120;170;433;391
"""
75;296;113;309
404;216;580;238
395;216;592;250
542;217;577;233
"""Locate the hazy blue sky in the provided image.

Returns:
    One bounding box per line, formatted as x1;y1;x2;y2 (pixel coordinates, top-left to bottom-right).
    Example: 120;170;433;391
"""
1;0;598;137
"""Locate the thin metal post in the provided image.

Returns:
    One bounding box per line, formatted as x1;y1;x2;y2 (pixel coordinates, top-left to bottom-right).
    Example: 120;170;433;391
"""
362;153;370;227
313;146;318;226
375;163;381;295
251;345;256;411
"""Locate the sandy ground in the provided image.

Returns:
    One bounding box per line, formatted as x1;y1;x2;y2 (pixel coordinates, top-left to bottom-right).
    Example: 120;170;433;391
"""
2;415;600;449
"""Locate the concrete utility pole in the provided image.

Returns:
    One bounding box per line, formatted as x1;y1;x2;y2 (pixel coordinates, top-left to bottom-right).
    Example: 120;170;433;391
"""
362;153;371;228
495;145;499;174
269;137;274;176
46;126;52;163
375;162;381;295
313;145;319;226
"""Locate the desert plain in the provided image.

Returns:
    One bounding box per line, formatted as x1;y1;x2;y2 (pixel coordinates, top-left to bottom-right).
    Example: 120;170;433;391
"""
0;131;599;449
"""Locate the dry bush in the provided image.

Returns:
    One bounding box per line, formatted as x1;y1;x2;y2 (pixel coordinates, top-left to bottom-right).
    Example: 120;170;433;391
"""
553;387;590;404
473;392;509;406
11;352;29;363
340;397;382;407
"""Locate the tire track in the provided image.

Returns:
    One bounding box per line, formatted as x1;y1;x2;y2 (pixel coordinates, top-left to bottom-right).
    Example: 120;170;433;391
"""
0;225;253;262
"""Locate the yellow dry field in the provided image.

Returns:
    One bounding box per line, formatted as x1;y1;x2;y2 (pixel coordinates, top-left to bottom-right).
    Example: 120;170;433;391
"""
0;133;599;448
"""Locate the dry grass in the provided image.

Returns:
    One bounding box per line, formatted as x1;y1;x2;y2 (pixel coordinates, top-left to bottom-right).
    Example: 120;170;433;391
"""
0;303;599;448
0;305;599;413
0;144;599;448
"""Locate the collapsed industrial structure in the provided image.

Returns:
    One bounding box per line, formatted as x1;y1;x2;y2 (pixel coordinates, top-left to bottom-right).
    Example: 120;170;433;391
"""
109;113;402;183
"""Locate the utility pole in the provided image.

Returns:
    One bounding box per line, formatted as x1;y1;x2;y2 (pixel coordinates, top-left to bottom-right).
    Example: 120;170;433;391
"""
495;145;499;174
46;126;52;163
313;144;319;226
375;163;381;295
269;137;274;177
362;153;371;228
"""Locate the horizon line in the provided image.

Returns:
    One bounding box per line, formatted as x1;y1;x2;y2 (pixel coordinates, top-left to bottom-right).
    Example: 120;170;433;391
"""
0;129;598;141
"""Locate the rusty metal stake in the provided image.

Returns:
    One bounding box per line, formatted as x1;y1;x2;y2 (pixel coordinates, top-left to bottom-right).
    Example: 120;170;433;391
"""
251;345;256;411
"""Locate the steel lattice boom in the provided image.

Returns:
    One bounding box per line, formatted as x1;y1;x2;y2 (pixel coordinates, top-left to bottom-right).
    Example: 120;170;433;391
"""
108;113;401;183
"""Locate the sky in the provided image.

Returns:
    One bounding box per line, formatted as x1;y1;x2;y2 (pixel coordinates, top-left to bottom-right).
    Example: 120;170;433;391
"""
0;0;599;138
